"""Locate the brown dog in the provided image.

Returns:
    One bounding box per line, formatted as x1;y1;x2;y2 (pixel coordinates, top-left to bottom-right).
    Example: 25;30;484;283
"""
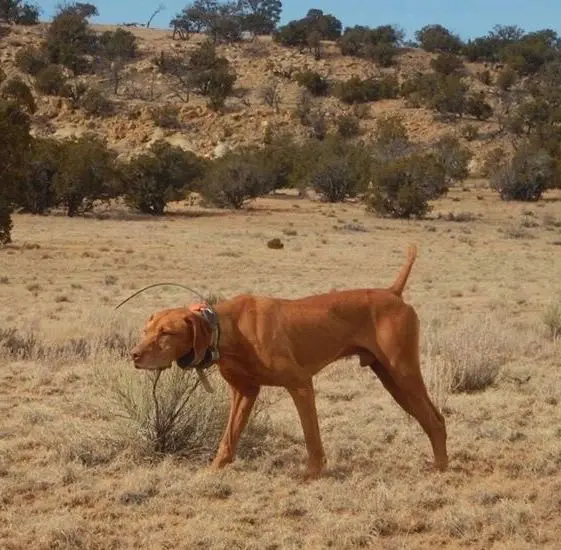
131;245;447;478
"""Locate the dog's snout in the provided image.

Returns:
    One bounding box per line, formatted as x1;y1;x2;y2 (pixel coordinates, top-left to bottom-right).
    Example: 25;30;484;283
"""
131;348;142;362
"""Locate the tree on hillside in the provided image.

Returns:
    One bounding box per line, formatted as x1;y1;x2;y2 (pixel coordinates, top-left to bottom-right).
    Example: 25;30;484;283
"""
274;8;342;51
237;0;282;35
170;0;245;42
45;7;97;73
340;24;404;66
415;24;463;53
55;1;98;19
0;0;40;24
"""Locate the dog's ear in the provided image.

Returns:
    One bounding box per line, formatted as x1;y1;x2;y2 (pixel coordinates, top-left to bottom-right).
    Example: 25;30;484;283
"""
185;311;212;362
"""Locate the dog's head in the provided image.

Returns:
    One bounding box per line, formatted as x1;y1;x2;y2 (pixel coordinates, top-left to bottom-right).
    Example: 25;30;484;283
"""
131;307;212;370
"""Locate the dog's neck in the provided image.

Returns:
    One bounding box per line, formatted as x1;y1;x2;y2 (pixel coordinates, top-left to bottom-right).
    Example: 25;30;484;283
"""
176;306;220;369
211;301;239;360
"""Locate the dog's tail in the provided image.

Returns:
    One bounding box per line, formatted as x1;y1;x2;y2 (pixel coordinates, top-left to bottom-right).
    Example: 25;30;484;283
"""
387;245;417;297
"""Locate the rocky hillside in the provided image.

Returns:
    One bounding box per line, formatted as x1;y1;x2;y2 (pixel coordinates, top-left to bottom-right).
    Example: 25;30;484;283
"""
1;22;510;172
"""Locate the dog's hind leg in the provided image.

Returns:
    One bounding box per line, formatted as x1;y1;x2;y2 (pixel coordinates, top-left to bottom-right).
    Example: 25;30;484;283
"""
368;306;448;471
369;359;448;471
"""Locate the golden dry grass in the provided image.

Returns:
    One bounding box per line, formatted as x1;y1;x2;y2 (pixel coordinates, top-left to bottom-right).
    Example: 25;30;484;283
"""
1;187;561;549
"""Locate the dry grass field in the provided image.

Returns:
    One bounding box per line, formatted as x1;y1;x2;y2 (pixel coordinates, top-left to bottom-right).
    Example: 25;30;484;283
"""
1;186;561;549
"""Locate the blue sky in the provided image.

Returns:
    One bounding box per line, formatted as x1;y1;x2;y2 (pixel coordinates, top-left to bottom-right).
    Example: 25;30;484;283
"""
37;1;560;40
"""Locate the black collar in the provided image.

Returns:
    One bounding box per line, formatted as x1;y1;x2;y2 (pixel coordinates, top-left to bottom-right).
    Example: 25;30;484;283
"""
176;306;220;370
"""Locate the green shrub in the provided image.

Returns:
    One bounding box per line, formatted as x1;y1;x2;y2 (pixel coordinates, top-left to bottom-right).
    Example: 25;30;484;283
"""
188;41;236;108
35;64;67;95
15;46;47;76
400;72;440;106
369;42;399;67
54;135;118;216
245;134;299;191
17;138;61;214
273;19;308;49
0;99;32;243
45;11;97;74
0;0;40;24
78;87;113;117
294;89;313;125
415;24;463;53
430;53;464;75
99;28;137;60
336;114;360;138
294;71;329;96
497;67;517;90
339;24;403;66
1;78;36;113
122;140;205;215
465;93;493;120
335;75;399;104
274;9;342;48
372;115;412;161
432;135;472;183
311;158;357;202
429;75;468;117
0;199;13;245
491;146;555;201
303;137;373;201
306;29;322;60
367;153;448;218
57;2;99;19
501;30;560;75
200;152;267;209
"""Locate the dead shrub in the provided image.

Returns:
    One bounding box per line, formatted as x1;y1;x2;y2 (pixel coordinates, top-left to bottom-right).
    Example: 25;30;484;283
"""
543;299;561;340
95;362;270;459
424;314;510;394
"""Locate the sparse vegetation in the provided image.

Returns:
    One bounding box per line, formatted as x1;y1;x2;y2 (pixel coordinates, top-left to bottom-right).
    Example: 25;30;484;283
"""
543;299;561;340
15;45;48;75
2;8;561;549
78;87;114;117
34;64;67;95
294;70;329;97
1;77;36;113
335;74;399;104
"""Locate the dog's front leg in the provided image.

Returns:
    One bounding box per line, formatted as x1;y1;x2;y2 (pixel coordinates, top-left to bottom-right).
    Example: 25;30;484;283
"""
287;380;326;480
212;382;260;469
